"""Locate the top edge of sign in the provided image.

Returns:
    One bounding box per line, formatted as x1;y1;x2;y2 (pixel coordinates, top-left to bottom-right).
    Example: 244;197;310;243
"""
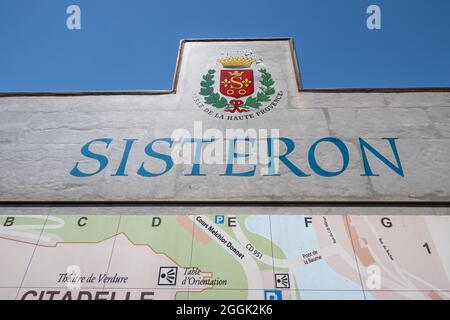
1;37;450;97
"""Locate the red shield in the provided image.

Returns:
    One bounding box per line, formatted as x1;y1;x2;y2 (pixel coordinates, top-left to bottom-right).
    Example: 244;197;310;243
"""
220;69;254;98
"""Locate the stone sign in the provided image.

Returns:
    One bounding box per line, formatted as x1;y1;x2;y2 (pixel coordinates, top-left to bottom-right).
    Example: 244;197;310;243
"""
1;38;449;203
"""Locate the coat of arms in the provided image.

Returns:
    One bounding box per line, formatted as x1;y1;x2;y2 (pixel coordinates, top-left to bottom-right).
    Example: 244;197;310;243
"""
198;50;276;114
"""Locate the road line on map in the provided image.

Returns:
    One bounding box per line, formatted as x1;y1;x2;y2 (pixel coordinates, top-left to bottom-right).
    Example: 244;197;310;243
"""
344;215;367;300
14;215;49;300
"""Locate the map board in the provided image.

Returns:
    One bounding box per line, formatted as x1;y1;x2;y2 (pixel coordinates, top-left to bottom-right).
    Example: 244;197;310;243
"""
1;208;449;300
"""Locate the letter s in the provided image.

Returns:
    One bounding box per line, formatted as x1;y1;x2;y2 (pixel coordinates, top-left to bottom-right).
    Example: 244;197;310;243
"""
137;138;174;177
230;74;243;89
70;138;112;177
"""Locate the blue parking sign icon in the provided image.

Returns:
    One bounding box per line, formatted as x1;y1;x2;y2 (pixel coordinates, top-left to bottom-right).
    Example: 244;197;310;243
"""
215;215;224;224
264;290;282;300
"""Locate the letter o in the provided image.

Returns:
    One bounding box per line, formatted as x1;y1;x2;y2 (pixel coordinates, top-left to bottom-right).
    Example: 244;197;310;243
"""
308;137;349;177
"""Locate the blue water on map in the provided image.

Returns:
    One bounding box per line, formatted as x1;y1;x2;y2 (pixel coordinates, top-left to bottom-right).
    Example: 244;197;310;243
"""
245;215;367;299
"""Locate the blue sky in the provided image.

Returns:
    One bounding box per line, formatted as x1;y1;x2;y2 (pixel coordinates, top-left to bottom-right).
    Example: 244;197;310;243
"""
0;0;449;92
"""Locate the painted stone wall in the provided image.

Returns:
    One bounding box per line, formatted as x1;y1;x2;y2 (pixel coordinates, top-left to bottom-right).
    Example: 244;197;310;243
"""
1;39;449;202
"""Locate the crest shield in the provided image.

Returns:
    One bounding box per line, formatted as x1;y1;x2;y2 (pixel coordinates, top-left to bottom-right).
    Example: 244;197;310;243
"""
219;69;254;98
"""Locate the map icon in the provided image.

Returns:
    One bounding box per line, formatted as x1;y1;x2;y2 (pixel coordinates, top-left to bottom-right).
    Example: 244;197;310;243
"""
158;267;178;286
275;274;290;288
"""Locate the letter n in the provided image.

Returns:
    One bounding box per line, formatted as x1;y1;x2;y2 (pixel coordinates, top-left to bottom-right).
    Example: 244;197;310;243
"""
359;138;404;177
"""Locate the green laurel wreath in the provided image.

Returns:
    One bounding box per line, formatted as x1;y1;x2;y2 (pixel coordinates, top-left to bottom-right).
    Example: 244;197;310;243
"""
199;69;229;108
199;68;276;110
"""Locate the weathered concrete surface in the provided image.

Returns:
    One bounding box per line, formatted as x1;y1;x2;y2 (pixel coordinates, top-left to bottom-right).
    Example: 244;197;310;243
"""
0;39;449;202
0;206;449;216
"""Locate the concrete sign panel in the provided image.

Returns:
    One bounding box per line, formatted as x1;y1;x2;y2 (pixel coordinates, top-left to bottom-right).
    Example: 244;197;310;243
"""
1;38;449;203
